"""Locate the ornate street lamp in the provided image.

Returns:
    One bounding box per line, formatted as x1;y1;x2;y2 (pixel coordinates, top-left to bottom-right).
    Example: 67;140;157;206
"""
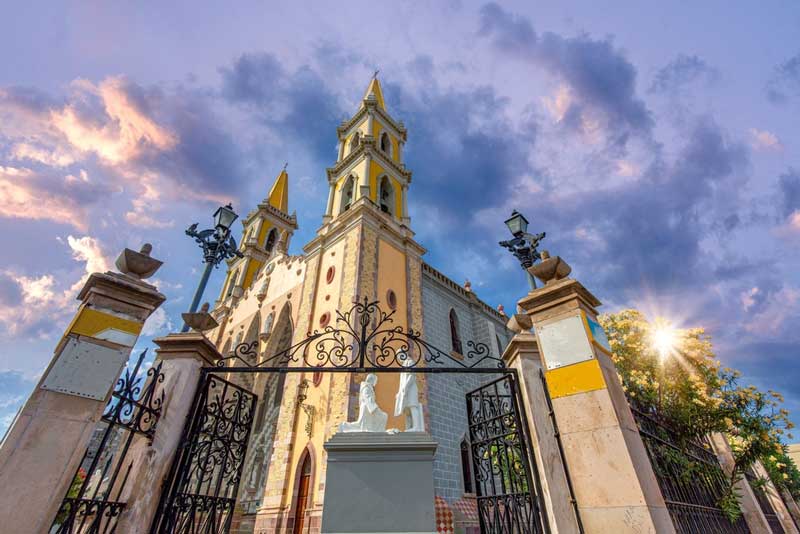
499;210;546;290
181;203;244;332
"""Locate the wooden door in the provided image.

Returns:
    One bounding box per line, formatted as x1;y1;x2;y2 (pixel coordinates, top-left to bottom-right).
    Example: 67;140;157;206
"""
292;454;312;534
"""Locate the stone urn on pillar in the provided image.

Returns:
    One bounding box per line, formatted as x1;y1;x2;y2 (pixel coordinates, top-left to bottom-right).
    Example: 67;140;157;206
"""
527;250;571;286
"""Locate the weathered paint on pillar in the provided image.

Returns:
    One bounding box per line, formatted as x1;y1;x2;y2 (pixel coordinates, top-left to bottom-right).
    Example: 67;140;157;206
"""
752;459;800;534
708;432;772;533
503;331;581;534
0;270;165;533
518;275;675;533
115;332;222;532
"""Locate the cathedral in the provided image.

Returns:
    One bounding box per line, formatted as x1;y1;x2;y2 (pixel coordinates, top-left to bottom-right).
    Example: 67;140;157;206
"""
207;78;511;534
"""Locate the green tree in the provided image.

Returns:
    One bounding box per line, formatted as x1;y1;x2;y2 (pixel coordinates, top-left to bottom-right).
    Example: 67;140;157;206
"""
599;309;797;517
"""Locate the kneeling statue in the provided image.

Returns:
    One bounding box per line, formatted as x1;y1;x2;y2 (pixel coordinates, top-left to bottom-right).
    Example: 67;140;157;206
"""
339;373;388;433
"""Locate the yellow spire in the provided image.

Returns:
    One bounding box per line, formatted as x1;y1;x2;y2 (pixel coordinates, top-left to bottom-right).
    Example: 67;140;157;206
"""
267;168;289;212
361;75;386;111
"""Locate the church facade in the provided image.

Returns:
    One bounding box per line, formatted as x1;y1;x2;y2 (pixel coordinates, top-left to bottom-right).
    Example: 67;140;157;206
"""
206;78;511;534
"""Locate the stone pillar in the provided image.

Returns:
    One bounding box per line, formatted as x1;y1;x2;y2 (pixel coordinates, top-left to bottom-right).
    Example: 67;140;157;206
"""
753;460;800;533
114;332;221;532
518;255;674;533
708;433;771;533
503;330;581;534
0;266;165;533
359;154;372;200
324;182;336;221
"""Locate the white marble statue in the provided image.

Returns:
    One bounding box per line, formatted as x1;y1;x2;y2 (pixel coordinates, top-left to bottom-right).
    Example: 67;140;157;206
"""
339;374;388;433
394;355;425;432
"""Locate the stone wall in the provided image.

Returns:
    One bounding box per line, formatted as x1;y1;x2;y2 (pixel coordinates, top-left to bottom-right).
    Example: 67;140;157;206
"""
420;265;510;503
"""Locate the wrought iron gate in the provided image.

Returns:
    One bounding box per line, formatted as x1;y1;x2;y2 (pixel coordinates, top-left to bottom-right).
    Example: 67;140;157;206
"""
466;374;548;534
151;373;257;533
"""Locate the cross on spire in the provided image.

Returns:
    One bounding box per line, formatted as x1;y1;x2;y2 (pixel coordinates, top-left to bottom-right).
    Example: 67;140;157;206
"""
372;69;380;80
283;162;288;171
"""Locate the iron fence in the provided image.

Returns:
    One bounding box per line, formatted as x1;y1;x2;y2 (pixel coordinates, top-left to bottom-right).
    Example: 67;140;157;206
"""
50;350;165;534
629;404;750;534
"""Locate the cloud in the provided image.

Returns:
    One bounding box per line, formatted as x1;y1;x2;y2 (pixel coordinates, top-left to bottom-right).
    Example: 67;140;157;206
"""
649;54;719;94
0;165;112;231
67;235;111;275
478;2;653;150
0;235;112;338
51;77;177;165
0;371;37;436
141;307;172;337
778;168;800;218
766;52;800;103
749;128;783;151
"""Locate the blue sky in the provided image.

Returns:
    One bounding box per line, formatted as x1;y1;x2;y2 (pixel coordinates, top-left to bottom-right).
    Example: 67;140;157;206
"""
0;1;799;436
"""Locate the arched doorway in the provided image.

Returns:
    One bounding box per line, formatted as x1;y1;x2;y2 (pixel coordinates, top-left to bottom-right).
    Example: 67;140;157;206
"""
292;451;313;534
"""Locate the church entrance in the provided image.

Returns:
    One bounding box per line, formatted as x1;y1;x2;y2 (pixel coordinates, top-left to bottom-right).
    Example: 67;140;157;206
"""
149;299;549;534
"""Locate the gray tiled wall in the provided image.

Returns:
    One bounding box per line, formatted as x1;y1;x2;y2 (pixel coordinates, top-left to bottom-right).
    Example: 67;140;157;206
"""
421;273;510;502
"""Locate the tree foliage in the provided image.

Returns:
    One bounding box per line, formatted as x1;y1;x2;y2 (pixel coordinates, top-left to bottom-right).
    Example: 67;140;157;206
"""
599;310;798;508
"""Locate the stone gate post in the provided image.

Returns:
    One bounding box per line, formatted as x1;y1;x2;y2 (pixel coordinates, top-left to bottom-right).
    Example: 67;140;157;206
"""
516;253;674;534
0;248;165;533
114;331;222;532
502;327;582;534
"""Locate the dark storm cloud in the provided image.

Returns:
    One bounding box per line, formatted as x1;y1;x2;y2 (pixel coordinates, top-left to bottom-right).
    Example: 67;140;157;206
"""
0;273;22;306
548;117;748;292
766;52;800;104
220;53;344;163
649;54;719;94
778;168;800;218
384;73;535;228
478;2;653;142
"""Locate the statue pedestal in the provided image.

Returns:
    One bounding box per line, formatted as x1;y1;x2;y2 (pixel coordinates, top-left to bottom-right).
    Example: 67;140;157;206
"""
321;432;438;534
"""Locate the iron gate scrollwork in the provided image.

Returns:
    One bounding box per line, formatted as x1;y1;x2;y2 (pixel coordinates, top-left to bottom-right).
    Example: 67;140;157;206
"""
466;375;548;534
151;373;257;533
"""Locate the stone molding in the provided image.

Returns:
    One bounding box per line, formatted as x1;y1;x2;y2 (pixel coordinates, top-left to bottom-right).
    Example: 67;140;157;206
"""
517;277;601;318
77;271;166;320
153;332;222;366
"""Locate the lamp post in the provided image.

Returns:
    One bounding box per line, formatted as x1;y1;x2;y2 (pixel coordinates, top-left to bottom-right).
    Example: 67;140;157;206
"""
499;210;546;290
181;203;244;332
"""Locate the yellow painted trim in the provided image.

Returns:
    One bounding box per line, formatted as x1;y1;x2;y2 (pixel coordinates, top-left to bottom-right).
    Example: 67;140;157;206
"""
70;307;142;338
392;177;403;217
545;359;606;399
242;259;263;289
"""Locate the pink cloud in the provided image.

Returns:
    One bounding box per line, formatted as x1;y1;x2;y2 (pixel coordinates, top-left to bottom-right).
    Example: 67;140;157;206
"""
749;128;783;151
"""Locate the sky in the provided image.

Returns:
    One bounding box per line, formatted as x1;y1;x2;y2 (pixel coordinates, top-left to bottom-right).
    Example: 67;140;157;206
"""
0;1;799;436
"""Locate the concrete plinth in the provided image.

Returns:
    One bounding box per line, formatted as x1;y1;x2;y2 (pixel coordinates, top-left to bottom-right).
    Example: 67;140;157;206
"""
321;431;437;534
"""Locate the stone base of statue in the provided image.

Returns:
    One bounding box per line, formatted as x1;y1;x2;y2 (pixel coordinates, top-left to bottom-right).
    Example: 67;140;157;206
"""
321;431;438;534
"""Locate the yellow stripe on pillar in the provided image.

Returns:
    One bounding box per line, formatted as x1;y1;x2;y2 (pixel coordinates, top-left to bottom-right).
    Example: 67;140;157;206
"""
67;307;143;347
545;358;607;399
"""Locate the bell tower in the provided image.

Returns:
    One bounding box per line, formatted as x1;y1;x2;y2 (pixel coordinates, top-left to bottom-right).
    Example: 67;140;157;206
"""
256;77;427;533
323;77;411;226
217;168;297;304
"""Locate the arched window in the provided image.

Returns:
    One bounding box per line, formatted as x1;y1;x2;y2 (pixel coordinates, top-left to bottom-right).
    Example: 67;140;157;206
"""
460;438;474;494
349;132;361;152
262;312;275;336
265;229;277;254
380;132;392;156
449;309;462;354
378;176;394;215
226;269;240;297
340;175;355;213
496;334;505;357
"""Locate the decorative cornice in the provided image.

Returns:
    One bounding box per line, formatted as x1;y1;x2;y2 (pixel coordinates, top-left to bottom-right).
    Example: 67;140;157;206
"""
420;263;507;322
243;201;298;229
337;101;407;142
326;137;412;183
